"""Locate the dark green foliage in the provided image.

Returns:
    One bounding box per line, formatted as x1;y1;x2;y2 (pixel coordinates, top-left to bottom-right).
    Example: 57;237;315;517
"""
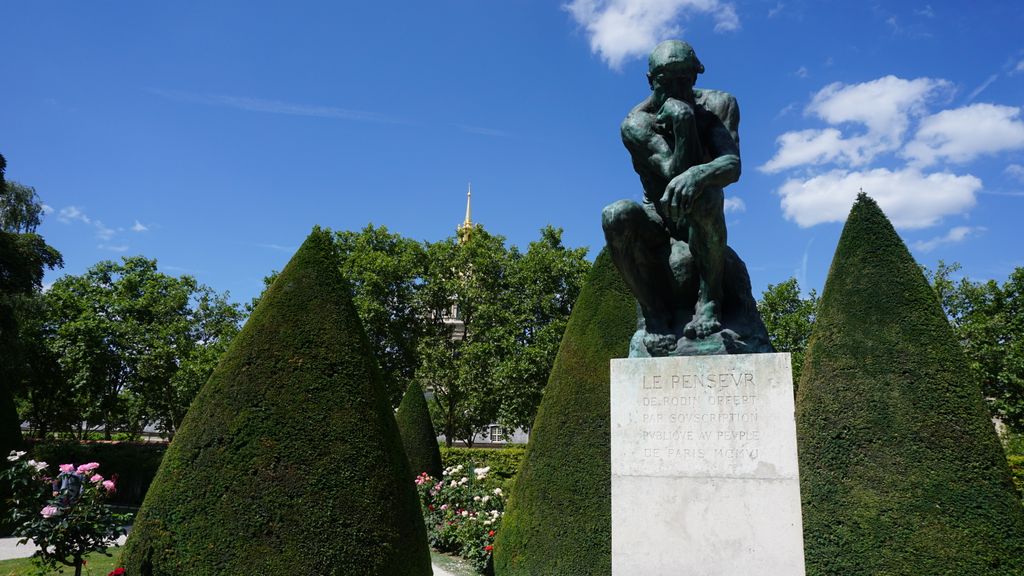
120;228;431;576
28;441;167;507
396;380;443;480
796;193;1024;576
494;249;634;576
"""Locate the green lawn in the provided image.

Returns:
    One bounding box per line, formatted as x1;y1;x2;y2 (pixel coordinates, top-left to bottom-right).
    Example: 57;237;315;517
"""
0;549;474;576
0;548;120;576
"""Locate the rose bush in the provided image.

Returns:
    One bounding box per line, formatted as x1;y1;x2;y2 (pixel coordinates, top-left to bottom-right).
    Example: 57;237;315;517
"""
3;450;130;576
416;464;505;575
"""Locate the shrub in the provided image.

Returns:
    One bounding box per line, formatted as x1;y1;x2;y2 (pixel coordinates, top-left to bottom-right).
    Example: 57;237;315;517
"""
493;249;634;576
440;446;524;492
397;380;443;480
797;193;1024;575
27;440;166;507
2;451;128;576
417;464;506;575
120;228;432;576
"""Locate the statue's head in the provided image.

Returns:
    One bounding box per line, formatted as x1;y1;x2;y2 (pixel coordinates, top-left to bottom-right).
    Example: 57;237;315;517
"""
647;40;703;101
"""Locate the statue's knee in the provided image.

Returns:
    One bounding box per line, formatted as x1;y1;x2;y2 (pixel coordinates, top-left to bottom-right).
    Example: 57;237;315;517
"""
692;187;724;219
602;200;642;235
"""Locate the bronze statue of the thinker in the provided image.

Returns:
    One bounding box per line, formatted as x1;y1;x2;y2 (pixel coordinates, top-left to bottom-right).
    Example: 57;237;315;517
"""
602;40;772;357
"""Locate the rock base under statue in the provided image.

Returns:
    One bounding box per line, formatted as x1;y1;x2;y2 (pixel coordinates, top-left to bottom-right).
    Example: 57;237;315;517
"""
610;353;805;575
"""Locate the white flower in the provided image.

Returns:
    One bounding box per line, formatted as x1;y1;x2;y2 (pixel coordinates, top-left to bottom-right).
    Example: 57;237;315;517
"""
474;466;490;480
484;520;493;525
493;488;503;496
27;460;47;472
6;450;26;462
461;510;469;517
482;495;490;503
473;496;481;502
459;477;469;485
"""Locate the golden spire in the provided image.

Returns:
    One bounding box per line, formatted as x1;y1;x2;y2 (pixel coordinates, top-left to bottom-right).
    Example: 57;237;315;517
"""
458;182;473;242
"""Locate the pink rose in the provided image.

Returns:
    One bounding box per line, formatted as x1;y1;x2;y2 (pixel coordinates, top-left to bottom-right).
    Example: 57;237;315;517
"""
40;505;59;518
90;474;104;483
59;464;74;473
102;480;116;493
76;462;100;473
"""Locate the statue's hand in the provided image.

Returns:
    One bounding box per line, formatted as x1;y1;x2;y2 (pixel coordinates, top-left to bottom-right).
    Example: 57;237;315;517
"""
661;167;704;224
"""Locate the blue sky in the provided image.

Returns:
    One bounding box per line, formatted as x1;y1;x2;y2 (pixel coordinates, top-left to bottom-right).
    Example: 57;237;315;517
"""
3;1;1023;307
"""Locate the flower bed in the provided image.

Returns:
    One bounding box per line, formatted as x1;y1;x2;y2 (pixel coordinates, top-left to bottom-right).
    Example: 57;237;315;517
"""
416;464;505;575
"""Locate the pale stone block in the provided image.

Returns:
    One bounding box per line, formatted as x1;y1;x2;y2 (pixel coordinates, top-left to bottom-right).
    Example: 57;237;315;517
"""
611;353;805;575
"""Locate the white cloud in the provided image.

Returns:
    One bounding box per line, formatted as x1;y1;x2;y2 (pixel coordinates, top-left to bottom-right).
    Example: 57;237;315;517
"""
1014;60;1024;75
94;221;115;241
723;196;745;213
767;2;784;18
761;76;950;173
904;103;1024;167
777;168;981;229
131;220;149;232
57;206;91;224
912;226;983;252
1006;164;1024;181
795;66;808;79
98;244;129;252
41;204;54;215
564;0;741;70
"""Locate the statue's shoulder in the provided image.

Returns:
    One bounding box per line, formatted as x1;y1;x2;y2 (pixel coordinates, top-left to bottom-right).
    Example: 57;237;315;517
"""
695;89;740;145
621;99;655;145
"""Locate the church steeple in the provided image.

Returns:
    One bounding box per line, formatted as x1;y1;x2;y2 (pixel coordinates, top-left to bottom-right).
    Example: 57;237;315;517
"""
458;182;473;243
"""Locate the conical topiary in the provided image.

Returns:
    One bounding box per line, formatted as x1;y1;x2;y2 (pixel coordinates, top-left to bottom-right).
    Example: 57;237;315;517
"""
396;380;443;480
494;248;634;576
796;193;1024;575
120;228;432;576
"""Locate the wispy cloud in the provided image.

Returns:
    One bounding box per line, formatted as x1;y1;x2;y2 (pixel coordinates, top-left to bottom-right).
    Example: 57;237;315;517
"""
767;2;784;18
149;88;406;125
564;0;742;70
1013;60;1024;75
253;243;296;252
455;124;509;137
966;73;999;102
131;220;149;232
912;226;984;252
1005;164;1024;181
723;196;745;213
794;66;808;79
58;206;91;224
98;243;130;252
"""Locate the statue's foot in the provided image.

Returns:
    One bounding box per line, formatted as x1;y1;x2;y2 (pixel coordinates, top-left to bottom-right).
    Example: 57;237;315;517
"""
684;300;722;340
643;331;678;356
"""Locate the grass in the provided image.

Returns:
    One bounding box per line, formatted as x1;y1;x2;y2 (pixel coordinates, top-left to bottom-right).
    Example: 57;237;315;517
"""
0;548;120;576
0;548;474;576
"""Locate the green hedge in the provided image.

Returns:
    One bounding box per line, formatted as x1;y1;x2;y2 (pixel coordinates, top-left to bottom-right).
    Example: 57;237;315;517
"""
397;381;443;480
440;446;525;491
1009;455;1024;501
121;228;431;576
796;193;1024;575
28;440;166;507
494;248;634;576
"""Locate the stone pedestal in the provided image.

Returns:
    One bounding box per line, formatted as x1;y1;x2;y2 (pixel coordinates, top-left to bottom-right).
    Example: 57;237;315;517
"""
611;353;805;575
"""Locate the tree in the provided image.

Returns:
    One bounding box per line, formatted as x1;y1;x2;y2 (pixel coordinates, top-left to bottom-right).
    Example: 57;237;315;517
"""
494;249;634;576
417;226;511;446
334;225;427;408
41;257;241;438
122;228;432;576
0;181;45;235
395;380;443;480
492;226;590;431
926;261;1024;432
796;193;1024;575
757;278;818;385
0;156;63;452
